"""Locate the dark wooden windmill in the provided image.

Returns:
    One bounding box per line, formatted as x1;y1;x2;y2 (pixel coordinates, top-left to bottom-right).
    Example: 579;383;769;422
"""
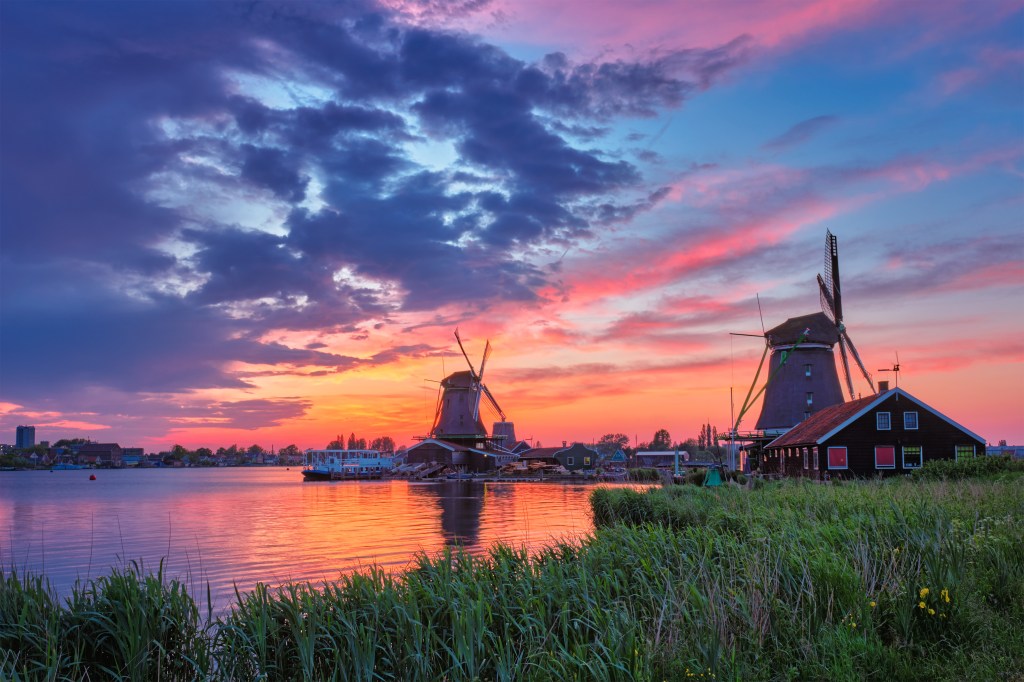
736;231;874;436
430;329;507;447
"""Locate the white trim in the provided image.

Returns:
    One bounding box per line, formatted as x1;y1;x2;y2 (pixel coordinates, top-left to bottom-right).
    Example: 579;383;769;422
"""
876;411;891;431
903;411;918;430
827;446;848;470
875;445;896;469
902;445;923;469
812;446;819;469
813;388;985;445
802;447;808;469
566;456;575;466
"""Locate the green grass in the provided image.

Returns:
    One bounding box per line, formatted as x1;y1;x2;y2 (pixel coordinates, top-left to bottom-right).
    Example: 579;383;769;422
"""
3;475;1022;680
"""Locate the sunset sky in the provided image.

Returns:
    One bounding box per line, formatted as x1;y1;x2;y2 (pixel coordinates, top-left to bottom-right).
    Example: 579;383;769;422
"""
1;0;1021;452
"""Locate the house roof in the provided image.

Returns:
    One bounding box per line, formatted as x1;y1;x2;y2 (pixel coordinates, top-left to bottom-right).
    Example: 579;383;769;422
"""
766;394;877;448
767;387;985;448
78;443;122;452
766;312;838;346
520;446;563;460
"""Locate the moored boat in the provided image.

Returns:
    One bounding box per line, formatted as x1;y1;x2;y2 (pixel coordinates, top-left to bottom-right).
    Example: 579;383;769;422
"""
302;449;394;481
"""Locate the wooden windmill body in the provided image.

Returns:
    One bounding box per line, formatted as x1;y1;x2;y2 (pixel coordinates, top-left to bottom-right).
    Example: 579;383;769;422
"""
744;231;876;435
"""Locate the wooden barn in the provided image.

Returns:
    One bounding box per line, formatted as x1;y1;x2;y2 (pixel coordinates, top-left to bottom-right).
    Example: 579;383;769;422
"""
405;439;498;473
763;387;984;479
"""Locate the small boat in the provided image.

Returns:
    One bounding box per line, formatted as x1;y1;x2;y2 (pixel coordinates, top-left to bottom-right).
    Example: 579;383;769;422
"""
302;449;394;481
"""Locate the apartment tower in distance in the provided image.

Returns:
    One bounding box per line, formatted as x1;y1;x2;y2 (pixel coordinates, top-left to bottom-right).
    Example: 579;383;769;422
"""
15;425;36;450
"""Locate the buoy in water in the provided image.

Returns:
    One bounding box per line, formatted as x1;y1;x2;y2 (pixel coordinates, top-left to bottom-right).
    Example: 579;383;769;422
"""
89;474;96;480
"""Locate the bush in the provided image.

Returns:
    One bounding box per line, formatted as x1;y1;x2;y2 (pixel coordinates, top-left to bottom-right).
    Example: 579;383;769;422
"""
912;455;1024;481
627;467;660;482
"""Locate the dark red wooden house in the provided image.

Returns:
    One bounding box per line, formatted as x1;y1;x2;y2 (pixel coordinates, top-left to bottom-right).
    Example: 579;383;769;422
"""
763;387;985;479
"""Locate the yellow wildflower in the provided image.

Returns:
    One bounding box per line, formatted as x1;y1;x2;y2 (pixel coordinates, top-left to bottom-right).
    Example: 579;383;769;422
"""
870;601;877;608
941;588;950;603
928;609;935;616
919;587;929;599
918;601;926;609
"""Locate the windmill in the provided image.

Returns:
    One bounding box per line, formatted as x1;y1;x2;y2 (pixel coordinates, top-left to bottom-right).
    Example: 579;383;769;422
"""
430;329;508;447
816;229;875;400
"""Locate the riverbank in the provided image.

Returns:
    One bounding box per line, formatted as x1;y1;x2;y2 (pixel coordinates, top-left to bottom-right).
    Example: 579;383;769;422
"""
3;468;1022;680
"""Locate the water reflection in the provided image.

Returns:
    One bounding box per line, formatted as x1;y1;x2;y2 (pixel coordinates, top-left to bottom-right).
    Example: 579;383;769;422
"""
411;481;484;547
0;469;642;612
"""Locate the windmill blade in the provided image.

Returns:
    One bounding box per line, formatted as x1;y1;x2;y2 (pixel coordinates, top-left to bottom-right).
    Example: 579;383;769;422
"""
827;230;844;323
838;335;856;400
480;384;506;422
478;340;492;382
453;328;479;378
842;330;875;394
817;274;836;322
822;231;835;301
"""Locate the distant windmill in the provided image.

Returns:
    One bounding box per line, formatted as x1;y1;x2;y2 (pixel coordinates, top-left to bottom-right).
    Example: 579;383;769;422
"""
430;329;508;446
816;229;875;400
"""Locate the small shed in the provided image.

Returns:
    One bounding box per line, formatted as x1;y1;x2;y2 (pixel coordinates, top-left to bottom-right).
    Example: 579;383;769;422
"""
763;387;985;479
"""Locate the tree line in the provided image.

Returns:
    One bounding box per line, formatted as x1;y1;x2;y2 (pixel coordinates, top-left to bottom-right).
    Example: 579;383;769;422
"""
594;423;725;457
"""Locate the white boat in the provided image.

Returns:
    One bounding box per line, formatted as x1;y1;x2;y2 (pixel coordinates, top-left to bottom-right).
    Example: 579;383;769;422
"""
302;449;394;481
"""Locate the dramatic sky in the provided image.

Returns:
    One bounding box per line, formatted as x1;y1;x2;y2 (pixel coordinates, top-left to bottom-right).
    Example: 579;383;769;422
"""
2;0;1022;451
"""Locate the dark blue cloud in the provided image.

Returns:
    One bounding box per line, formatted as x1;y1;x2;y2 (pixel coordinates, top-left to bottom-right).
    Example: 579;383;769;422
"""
0;0;747;415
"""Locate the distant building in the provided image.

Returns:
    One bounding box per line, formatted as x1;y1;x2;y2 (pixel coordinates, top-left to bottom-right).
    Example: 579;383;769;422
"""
635;450;691;469
986;445;1024;460
77;443;123;467
15;425;35;450
763;387;984;479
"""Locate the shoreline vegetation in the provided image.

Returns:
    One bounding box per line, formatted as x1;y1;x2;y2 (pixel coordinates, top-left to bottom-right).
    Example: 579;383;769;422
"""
3;459;1022;680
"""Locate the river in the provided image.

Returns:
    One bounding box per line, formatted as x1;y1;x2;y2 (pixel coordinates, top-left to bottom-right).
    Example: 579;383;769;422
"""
0;468;635;611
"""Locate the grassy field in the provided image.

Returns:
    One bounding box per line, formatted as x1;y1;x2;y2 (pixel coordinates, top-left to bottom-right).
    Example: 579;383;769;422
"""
3;461;1022;680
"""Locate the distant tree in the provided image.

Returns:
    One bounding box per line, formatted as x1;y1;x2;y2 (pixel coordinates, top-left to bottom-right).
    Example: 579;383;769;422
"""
370;436;395;453
54;438;90;448
280;444;301;457
170;444;190;460
326;438;345;449
650;429;672;451
596;433;630;457
195;447;213;460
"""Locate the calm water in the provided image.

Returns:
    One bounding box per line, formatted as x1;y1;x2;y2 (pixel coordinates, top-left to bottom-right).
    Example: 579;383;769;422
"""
0;468;631;610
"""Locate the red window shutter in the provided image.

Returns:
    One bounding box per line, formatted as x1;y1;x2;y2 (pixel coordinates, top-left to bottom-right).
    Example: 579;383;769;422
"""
827;446;848;469
875;446;895;468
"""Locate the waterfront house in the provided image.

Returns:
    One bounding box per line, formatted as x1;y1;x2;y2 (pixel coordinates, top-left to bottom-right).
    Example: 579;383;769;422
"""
405;439;499;473
520;442;599;472
77;443;123;467
763;387;984;479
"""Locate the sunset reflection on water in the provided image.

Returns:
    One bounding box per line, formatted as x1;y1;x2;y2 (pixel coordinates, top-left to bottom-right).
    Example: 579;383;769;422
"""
0;468;635;611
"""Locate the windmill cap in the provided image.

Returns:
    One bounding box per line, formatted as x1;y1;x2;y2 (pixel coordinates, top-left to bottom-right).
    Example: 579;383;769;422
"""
766;312;839;345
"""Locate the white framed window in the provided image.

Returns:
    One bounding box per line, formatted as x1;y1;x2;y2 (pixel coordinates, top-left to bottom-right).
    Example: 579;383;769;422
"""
955;445;975;461
812;447;819;469
584;457;591;465
827;446;848;470
566;456;574;466
806;392;814;406
804;364;812;377
802;447;808;469
875;445;895;469
804;411;811;420
876;412;891;430
902;445;922;469
904;412;918;430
